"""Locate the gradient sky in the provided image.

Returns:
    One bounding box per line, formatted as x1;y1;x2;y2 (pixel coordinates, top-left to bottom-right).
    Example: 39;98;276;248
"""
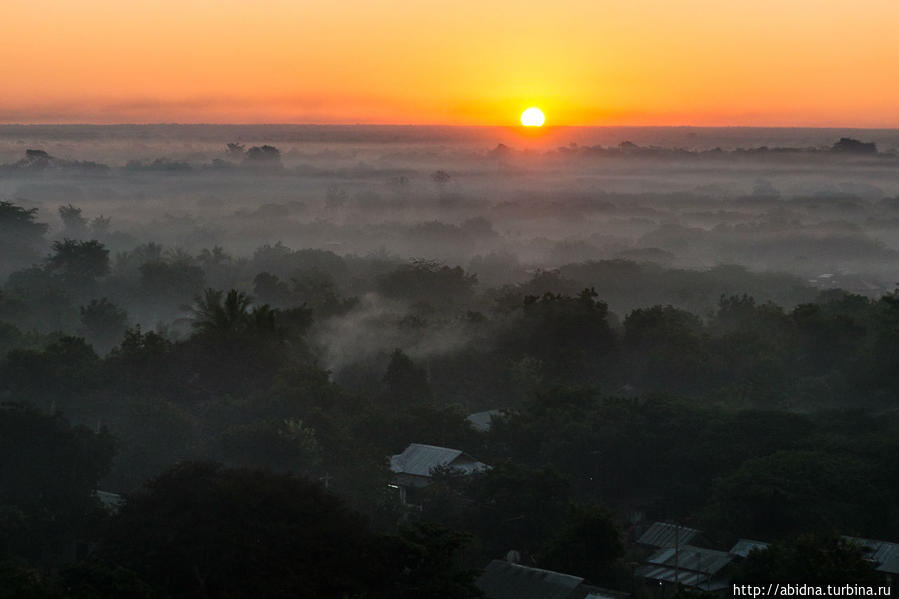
3;0;899;126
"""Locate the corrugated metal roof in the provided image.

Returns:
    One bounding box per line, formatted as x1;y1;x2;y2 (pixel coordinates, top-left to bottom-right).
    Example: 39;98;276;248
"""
646;545;733;576
635;564;729;592
844;536;899;567
390;443;488;478
467;409;503;432
95;490;123;512
637;522;700;548
876;557;899;575
476;560;584;599
584;591;628;599
730;539;770;558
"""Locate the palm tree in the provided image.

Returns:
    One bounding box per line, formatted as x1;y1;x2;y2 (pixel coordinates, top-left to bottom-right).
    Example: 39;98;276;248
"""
191;288;283;342
190;288;253;338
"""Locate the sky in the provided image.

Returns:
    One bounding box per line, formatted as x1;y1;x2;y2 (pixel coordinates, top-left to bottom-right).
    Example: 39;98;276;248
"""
2;0;899;126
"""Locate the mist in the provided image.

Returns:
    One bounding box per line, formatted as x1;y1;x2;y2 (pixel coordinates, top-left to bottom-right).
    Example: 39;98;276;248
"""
4;124;899;596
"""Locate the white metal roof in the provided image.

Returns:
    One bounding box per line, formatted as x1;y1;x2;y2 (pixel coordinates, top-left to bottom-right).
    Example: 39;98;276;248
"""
646;545;734;576
844;536;899;567
390;443;488;477
729;538;770;558
477;560;584;599
637;522;700;548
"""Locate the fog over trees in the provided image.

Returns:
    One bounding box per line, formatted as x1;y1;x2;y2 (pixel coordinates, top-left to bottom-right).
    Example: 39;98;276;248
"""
2;125;898;596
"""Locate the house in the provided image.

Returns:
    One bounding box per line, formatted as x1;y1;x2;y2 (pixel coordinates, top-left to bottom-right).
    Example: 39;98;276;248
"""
636;545;734;592
476;559;629;599
637;522;702;549
389;442;489;504
729;538;770;559
467;409;504;432
844;536;899;583
95;490;123;513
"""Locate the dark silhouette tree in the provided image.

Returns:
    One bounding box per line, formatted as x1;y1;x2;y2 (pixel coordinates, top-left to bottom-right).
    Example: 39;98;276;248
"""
733;534;876;584
58;204;88;237
245;145;281;163
381;523;481;599
0;201;49;273
2;337;102;401
831;137;877;154
430;170;451;184
190;288;253;338
0;403;114;563
376;259;477;308
80;298;128;354
47;239;109;287
541;504;623;583
382;349;432;405
138;257;206;309
96;462;380;599
0;201;48;238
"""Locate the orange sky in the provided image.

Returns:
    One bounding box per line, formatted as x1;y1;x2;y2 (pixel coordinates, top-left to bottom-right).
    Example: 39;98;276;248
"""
2;0;899;126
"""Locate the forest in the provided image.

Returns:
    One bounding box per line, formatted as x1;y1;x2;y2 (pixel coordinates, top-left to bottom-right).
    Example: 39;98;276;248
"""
0;186;899;597
1;131;898;597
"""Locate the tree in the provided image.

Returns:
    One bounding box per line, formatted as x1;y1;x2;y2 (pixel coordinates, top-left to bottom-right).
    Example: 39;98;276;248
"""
0;201;47;241
190;288;254;338
1;266;77;333
89;214;111;237
47;239;109;287
382;349;432;406
105;326;174;395
59;560;153;599
214;419;322;475
380;523;481;599
622;304;706;392
541;504;623;583
510;288;615;385
430;170;451;184
0;559;58;599
184;289;292;395
96;462;380;599
733;534;876;584
424;461;573;560
58;204;88;237
2;337;102;401
244;145;281;164
831;137;877;154
80;298;128;354
376;259;478;308
0;201;48;276
708;450;879;540
0;403;114;563
138;257;206;309
253;272;292;307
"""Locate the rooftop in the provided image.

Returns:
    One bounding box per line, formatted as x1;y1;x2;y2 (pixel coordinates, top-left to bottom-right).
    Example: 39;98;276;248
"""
476;560;585;599
729;538;770;558
637;522;700;548
390;443;489;478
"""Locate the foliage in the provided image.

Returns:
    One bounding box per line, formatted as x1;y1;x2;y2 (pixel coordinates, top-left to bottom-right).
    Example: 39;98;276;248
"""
79;298;128;354
732;534;876;584
541;504;623;582
0;403;114;562
0;201;49;273
98;462;376;598
377;259;477;308
382;348;432;406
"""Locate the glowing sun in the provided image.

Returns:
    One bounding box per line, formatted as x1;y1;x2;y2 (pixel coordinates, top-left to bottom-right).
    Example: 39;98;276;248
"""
520;107;545;127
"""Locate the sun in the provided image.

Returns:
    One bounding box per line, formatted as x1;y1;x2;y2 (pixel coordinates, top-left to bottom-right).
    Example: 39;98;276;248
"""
520;107;545;127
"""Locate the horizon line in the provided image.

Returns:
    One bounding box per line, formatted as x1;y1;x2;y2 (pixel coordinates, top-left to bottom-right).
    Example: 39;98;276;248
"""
2;122;899;130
